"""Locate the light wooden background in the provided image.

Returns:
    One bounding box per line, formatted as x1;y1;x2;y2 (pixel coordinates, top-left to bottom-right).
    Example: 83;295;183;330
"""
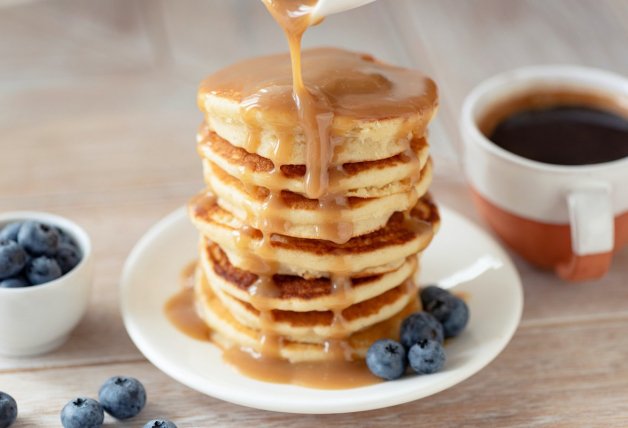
1;1;628;426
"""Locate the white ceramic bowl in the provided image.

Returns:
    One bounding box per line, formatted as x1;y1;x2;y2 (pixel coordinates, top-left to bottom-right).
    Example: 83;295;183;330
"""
0;212;93;357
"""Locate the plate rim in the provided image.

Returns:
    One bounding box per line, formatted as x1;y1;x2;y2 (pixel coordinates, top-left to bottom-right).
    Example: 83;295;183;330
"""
120;205;523;414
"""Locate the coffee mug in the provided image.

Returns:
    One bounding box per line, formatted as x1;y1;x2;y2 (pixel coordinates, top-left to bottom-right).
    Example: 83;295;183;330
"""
460;66;628;281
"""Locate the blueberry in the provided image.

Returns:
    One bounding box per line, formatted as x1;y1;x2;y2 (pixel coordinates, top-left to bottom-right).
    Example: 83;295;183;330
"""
0;391;17;428
0;240;27;280
99;376;146;420
0;223;22;242
56;242;81;274
17;221;59;256
408;339;446;375
400;312;444;349
365;339;406;380
420;285;450;308
25;256;62;285
60;397;103;428
0;276;30;289
144;419;178;428
56;227;78;246
425;294;469;338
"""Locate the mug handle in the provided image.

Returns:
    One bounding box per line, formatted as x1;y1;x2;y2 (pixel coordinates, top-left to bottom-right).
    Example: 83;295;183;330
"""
556;184;614;281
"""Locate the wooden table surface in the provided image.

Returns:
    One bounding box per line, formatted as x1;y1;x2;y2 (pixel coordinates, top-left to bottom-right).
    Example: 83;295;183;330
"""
1;1;627;426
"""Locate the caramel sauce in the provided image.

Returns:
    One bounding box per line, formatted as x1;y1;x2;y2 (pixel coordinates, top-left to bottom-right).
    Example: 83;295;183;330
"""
238;0;358;362
198;50;438;123
456;290;471;303
165;287;211;341
165;263;382;389
222;347;380;390
165;262;211;341
264;0;332;201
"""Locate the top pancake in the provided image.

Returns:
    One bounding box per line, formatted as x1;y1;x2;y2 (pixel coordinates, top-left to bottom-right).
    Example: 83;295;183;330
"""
198;47;438;165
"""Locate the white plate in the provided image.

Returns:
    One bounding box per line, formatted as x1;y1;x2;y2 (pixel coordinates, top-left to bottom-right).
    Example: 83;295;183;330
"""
121;206;523;414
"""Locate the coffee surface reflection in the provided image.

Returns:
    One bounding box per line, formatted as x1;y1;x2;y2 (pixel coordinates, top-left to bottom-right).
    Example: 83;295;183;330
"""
481;91;628;166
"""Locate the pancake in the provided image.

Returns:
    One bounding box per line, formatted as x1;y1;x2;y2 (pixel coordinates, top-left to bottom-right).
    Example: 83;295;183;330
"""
194;266;421;362
198;48;438;166
221;246;409;279
207;275;414;344
189;46;440;365
189;194;440;276
200;239;418;312
204;158;433;240
198;129;430;197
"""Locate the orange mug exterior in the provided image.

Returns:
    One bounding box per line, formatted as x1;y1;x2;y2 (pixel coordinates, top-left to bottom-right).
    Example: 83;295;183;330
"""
471;189;628;281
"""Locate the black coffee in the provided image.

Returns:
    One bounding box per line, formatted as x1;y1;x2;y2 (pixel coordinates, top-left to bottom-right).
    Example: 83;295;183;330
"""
488;105;628;165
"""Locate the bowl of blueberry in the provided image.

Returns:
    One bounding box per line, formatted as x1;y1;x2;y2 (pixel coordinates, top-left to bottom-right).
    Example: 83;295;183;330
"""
0;211;93;357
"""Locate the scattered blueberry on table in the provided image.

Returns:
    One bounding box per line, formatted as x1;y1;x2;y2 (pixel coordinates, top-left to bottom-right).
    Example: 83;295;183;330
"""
0;391;17;428
366;285;470;380
0;221;81;288
6;375;171;427
366;339;407;380
144;419;178;428
99;376;147;420
60;397;104;428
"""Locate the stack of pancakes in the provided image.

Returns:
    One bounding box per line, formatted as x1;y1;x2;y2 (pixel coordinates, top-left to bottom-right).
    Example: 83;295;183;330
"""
189;48;439;363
